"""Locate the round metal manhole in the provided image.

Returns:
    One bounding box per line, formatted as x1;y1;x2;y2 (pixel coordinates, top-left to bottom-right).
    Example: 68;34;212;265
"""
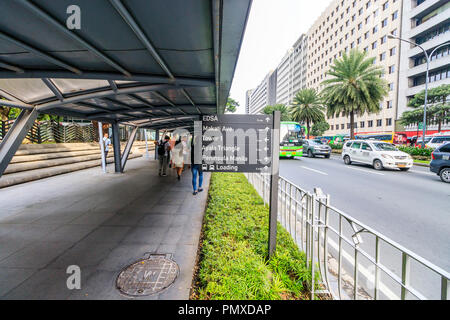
116;254;179;296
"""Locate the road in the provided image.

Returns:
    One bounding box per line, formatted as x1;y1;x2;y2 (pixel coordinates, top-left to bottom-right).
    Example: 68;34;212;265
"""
279;155;450;299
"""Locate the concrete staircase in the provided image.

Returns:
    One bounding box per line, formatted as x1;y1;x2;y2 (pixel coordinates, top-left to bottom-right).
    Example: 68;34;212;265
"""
0;141;155;188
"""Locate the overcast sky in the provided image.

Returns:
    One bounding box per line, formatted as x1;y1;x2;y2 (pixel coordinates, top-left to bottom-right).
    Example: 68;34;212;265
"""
229;0;332;113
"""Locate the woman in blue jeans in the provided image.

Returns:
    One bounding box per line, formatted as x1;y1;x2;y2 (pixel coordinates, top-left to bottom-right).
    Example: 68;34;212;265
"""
190;136;203;195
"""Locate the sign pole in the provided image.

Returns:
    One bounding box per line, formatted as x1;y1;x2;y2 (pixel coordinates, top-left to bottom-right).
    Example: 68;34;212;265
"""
268;111;280;258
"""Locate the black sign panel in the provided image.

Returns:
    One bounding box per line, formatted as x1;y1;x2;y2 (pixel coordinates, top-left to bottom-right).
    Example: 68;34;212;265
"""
195;114;273;173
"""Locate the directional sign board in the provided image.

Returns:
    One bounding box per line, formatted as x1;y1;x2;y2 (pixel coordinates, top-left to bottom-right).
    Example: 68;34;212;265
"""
194;114;273;173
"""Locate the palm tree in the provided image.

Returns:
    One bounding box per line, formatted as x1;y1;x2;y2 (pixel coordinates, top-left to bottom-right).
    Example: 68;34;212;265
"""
321;49;388;139
289;88;325;139
262;104;291;121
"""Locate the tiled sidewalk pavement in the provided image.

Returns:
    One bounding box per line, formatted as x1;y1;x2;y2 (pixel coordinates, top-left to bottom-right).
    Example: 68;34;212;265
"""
0;157;209;299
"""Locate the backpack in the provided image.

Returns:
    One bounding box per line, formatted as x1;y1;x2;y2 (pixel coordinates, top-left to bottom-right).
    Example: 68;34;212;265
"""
157;141;167;156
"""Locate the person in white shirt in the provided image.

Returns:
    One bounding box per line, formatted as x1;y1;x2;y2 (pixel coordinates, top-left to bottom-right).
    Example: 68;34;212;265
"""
172;137;186;180
103;133;111;167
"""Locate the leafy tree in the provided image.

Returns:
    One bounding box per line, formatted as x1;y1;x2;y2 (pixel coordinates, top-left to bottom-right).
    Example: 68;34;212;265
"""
407;84;450;132
262;104;291;121
225;97;239;113
289;88;325;139
321;49;388;139
0;98;21;121
310;121;330;137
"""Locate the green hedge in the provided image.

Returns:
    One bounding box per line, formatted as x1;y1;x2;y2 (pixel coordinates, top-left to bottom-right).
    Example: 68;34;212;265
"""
193;173;312;300
330;143;343;150
397;146;433;157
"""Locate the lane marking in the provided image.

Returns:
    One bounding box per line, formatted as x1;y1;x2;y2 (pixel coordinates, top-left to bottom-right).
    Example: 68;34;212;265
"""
346;166;385;175
300;166;328;175
409;170;434;176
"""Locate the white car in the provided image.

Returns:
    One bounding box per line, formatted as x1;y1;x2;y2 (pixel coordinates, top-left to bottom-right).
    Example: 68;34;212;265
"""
426;135;450;149
342;140;413;171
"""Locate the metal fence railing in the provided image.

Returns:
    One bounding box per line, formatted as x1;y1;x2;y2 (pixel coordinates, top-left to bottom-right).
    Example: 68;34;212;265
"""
245;172;450;300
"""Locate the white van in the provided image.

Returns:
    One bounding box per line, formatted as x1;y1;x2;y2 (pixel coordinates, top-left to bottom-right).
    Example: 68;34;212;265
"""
426;135;450;149
342;140;413;171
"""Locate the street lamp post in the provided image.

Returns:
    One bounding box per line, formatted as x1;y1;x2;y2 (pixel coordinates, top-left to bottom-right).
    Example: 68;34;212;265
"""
388;34;449;148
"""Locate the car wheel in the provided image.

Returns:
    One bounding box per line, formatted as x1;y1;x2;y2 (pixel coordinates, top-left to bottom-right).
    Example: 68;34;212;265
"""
439;168;450;183
325;154;330;159
344;155;351;165
373;159;383;170
399;168;410;171
308;150;314;158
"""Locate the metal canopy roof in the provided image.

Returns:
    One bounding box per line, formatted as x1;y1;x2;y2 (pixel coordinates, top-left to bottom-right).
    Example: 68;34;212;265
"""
0;0;251;130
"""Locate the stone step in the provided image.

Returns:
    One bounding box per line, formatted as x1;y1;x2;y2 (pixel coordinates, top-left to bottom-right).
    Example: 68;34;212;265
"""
5;153;118;174
11;144;154;164
15;141;149;156
0;154;142;189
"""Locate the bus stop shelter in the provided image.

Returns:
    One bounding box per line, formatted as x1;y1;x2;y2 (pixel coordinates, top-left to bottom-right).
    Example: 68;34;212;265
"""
0;0;252;176
0;0;252;300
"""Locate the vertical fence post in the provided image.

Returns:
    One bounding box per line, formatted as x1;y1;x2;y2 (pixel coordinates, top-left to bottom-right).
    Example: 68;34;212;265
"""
37;122;42;144
401;253;410;300
311;194;317;300
441;277;449;300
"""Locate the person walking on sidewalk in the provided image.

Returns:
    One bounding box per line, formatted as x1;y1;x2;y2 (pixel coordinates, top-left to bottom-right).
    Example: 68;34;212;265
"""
156;135;171;176
190;135;203;195
172;137;185;180
103;133;111;167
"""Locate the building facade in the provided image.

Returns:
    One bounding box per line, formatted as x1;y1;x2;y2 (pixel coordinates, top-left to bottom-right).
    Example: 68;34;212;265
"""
276;34;308;105
397;0;450;135
247;70;277;115
245;89;253;114
307;0;403;136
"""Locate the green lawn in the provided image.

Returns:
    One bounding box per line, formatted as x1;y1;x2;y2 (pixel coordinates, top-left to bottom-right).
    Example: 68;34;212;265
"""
192;172;312;300
413;159;430;165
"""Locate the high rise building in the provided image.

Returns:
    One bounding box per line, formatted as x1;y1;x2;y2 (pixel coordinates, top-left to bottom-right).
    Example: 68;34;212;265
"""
245;89;253;114
247;70;277;114
276;34;308;105
397;0;450;134
306;0;402;135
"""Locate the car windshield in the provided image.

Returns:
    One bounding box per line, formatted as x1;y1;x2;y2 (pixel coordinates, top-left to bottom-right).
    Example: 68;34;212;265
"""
310;140;324;145
373;143;397;151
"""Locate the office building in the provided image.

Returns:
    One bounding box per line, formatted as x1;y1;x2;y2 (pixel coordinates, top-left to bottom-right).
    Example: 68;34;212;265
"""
247;70;277;114
306;0;403;135
276;34;308;105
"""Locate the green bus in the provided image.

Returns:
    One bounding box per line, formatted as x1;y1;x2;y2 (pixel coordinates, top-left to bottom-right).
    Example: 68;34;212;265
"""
279;121;306;158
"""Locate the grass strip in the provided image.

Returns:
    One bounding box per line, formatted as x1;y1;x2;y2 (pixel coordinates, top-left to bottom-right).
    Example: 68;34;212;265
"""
192;172;311;300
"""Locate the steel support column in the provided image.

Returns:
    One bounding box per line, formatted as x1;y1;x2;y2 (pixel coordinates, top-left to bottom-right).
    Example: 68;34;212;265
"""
155;129;159;160
121;126;138;172
144;129;149;158
0;108;38;177
98;122;107;173
112;121;122;173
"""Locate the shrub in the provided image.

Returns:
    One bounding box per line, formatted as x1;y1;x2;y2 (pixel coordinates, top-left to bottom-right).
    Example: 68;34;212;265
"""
397;146;433;157
193;173;311;300
330;143;343;150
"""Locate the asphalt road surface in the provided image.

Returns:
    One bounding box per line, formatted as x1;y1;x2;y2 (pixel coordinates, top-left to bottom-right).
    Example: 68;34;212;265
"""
279;154;449;299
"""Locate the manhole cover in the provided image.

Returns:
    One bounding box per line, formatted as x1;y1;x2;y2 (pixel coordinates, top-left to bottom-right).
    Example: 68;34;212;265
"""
116;254;179;296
